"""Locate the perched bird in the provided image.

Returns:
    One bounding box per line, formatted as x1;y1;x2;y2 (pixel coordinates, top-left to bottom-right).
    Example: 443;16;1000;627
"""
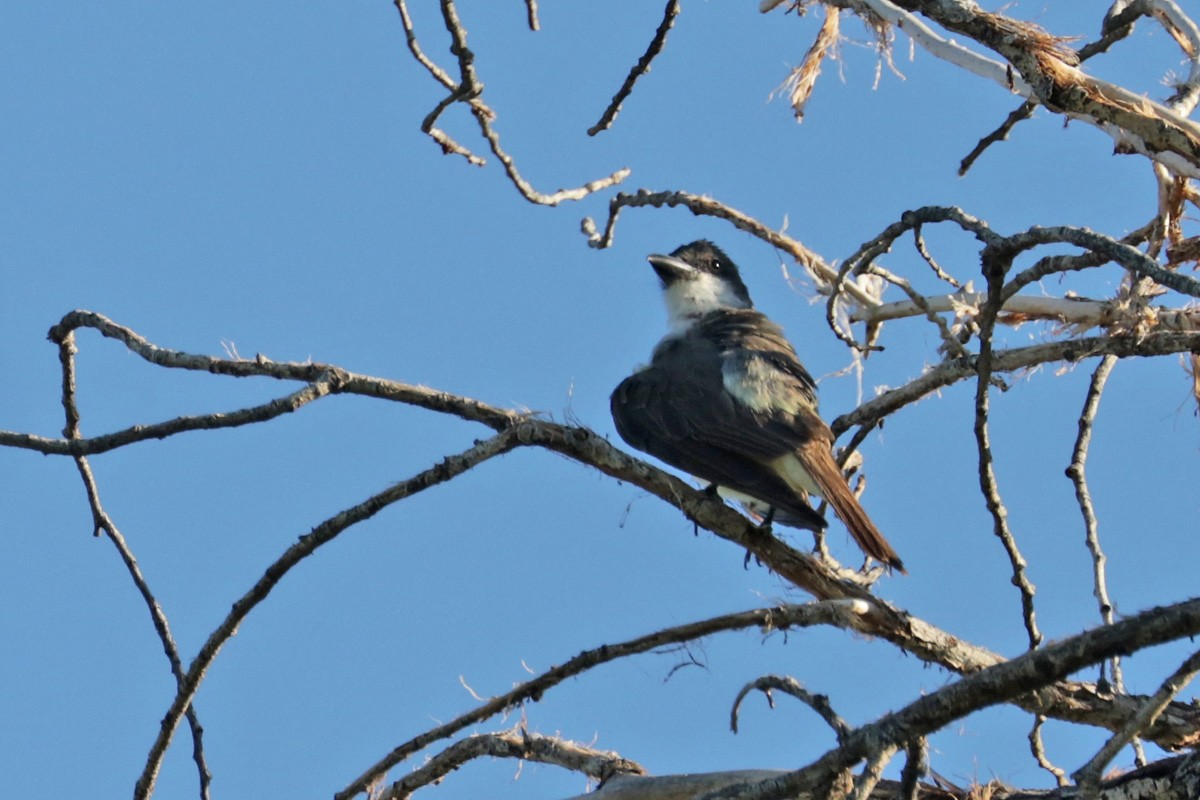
610;240;905;573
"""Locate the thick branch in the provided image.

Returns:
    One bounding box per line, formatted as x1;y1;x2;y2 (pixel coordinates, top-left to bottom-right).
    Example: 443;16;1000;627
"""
697;597;1200;800
817;0;1200;177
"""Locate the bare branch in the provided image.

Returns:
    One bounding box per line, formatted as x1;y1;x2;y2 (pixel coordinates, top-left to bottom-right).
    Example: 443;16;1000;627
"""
575;752;1200;800
911;224;962;288
993;226;1200;302
1066;356;1125;689
853;292;1200;333
569;770;801;800
829;205;999;349
588;0;681;136
973;246;1042;650
831;330;1200;436
959;99;1037;176
20;311;1200;770
861;262;971;360
848;744;898;800
730;675;853;744
73;458;214;800
339;602;872;800
806;0;1200;178
961;0;1154;175
0;375;344;456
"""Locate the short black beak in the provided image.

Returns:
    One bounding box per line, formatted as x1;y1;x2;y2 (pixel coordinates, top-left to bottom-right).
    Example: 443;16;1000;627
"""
647;253;695;285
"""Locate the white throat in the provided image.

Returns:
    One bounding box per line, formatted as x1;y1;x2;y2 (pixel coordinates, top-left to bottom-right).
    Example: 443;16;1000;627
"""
662;273;750;333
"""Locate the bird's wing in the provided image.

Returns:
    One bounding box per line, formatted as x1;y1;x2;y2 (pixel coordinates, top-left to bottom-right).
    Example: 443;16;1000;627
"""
701;311;906;572
697;310;828;460
611;363;828;531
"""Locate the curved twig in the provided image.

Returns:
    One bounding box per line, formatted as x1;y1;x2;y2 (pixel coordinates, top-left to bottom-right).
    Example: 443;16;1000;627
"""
1029;714;1070;787
730;675;853;744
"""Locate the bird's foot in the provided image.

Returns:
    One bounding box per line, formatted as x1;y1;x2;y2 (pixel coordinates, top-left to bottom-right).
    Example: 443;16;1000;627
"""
694;484;723;537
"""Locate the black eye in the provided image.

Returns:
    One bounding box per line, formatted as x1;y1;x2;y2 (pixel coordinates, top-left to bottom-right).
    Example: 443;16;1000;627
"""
711;260;721;271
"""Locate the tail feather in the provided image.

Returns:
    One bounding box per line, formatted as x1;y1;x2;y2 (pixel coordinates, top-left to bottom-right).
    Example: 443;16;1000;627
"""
798;441;905;573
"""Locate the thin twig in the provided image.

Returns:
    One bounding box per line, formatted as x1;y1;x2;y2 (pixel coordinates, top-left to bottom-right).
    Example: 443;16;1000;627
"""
588;0;680;135
394;0;455;89
839;0;1200;179
828;205;1000;350
392;0;630;203
998;226;1200;303
912;223;962;287
862;262;971;359
382;728;644;800
1066;357;1123;683
975;243;1042;649
1028;714;1069;787
959;99;1037;176
3;377;344;457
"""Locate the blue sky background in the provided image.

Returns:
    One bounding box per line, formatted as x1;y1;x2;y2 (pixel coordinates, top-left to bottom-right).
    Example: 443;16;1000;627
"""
3;2;1199;798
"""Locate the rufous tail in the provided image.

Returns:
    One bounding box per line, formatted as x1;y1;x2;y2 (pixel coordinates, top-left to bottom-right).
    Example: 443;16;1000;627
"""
800;442;906;573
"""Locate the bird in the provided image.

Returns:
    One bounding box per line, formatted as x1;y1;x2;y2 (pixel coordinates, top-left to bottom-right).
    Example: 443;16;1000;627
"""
610;240;905;573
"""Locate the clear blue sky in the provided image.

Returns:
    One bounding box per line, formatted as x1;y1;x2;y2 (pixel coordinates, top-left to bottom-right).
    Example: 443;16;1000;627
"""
3;3;1197;798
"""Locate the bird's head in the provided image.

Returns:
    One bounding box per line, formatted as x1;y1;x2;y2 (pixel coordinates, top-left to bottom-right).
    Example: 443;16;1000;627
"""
648;240;753;332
